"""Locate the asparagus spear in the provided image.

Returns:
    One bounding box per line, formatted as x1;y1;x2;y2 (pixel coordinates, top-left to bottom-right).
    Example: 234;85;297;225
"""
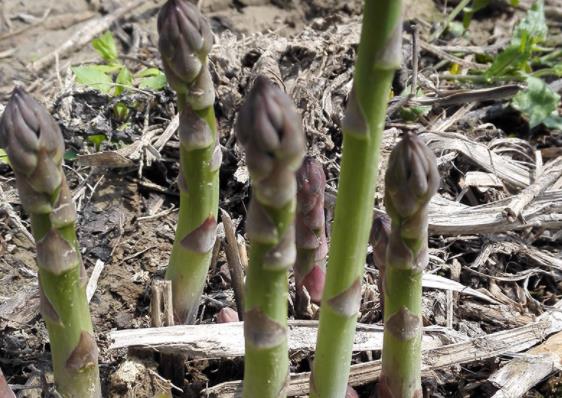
379;132;439;397
157;0;220;324
370;214;390;310
0;88;101;397
294;157;327;316
310;1;403;396
236;76;305;398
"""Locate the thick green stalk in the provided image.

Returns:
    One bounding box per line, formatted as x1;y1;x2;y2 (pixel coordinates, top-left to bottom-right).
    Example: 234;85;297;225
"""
236;76;305;398
243;203;293;398
0;88;101;397
165;100;219;324
379;132;439;397
310;1;403;397
157;0;220;324
34;214;101;398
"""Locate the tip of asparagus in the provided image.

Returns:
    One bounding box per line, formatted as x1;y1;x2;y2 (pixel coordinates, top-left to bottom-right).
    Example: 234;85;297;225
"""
157;0;213;90
236;75;305;207
0;88;64;199
384;132;439;220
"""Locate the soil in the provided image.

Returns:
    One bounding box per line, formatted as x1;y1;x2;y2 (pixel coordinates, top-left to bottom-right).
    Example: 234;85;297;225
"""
1;0;562;397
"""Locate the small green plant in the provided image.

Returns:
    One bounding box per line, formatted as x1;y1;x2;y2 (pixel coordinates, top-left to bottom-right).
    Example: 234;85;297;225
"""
513;76;562;129
73;31;167;123
445;1;561;130
73;31;167;94
485;0;548;78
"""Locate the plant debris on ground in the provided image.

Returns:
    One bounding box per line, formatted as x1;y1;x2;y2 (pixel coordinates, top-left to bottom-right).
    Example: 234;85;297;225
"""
0;0;561;396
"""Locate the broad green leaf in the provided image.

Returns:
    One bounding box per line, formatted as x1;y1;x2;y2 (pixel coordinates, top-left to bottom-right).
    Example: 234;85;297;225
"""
512;76;561;128
543;115;562;130
138;74;167;91
135;67;164;78
86;64;122;74
115;67;133;96
92;31;118;63
72;65;113;93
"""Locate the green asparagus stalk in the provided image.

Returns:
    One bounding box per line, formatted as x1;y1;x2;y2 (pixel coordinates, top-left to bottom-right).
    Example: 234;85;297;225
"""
379;132;439;397
0;88;101;397
157;0;220;324
294;156;327;316
370;214;390;310
236;76;305;398
310;1;403;396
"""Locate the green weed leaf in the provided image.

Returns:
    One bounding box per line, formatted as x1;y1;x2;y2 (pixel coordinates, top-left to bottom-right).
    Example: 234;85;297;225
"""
0;148;10;165
138;74;167;91
136;68;163;78
513;0;546;47
543;115;562;130
92;32;118;63
72;65;113;93
512;76;561;128
115;67;133;96
87;134;108;151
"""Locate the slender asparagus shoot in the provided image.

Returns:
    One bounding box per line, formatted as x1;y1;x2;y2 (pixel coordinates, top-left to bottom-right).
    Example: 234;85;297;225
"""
0;88;101;397
294;156;327;317
379;132;439;397
236;76;305;398
310;1;404;397
370;214;390;310
157;0;220;324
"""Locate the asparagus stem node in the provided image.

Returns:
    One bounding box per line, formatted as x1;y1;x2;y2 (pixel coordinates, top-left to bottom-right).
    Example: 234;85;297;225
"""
236;76;305;398
157;0;220;324
0;88;101;397
310;1;404;396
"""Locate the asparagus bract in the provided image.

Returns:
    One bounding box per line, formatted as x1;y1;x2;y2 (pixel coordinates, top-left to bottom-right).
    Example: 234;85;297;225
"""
310;1;403;396
236;76;305;398
0;88;101;397
295;157;327;316
379;132;439;397
157;0;220;324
